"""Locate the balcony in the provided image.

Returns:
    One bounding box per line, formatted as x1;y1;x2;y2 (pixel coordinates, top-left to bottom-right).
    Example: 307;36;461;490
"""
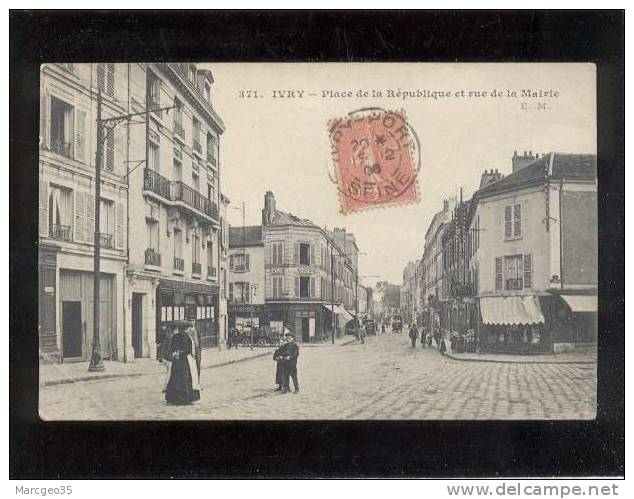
450;282;474;298
193;138;202;156
145;248;161;266
173;121;185;140
50;139;73;159
172;180;219;220
192;262;202;275
143;168;171;200
49;223;72;242
147;98;161;112
173;257;185;272
99;233;114;249
143;169;219;222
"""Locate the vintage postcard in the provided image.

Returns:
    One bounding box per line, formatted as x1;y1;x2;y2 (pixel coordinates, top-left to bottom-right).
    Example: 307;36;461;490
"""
38;63;597;420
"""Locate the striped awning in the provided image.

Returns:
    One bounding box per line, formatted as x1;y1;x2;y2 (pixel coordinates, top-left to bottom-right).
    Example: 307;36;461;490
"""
480;296;545;325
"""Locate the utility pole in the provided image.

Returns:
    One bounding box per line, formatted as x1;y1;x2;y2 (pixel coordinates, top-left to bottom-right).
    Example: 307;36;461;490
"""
331;247;335;345
89;90;104;372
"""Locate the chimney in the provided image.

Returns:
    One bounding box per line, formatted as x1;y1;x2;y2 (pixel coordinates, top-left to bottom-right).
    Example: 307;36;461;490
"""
479;168;503;189
443;199;449;211
262;191;276;226
512;150;537;173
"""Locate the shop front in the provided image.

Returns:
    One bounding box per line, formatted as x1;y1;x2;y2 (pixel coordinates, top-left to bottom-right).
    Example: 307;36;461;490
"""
156;278;219;349
228;303;269;331
478;295;551;354
548;292;598;353
265;302;330;343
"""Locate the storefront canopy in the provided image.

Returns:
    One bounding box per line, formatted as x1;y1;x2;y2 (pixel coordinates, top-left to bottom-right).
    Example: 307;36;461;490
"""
323;304;355;323
480;296;545;325
561;294;597;313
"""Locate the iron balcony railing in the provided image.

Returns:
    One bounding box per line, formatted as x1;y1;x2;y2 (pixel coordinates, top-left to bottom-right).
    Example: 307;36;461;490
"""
49;223;72;242
145;248;161;266
147;98;161;112
173;257;185;271
171;181;219;219
99;233;114;249
192;262;202;275
143;169;219;220
143;168;172;200
193;138;202;155
50;139;73;159
173;121;185;139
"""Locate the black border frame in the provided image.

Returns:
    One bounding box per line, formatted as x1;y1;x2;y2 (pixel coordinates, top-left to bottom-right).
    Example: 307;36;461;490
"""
10;10;624;478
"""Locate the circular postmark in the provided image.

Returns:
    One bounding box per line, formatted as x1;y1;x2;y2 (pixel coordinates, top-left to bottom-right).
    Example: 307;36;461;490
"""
328;107;421;214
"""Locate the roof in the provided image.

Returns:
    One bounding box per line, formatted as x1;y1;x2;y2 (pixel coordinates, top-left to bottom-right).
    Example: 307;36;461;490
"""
477;153;596;198
228;225;263;248
269;209;318;228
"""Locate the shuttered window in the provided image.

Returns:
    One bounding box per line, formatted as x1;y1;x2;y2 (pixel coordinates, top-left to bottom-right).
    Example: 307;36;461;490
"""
105;129;114;171
505;203;522;239
97;63;115;97
523;254;532;289
74;109;86;163
504;205;513;238
495;257;503;291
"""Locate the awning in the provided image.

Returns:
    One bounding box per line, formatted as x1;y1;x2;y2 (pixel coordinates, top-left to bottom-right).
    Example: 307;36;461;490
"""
561;294;597;313
480;296;545;325
323;304;355;323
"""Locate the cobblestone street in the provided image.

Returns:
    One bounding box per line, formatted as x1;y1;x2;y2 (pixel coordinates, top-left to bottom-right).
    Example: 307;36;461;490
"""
39;333;597;420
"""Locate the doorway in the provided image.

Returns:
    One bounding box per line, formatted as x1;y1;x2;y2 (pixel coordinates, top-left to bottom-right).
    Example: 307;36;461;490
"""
62;301;83;359
132;293;143;358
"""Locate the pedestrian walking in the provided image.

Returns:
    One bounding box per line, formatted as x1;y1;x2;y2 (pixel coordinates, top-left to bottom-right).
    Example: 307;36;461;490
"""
440;337;447;355
427;332;433;349
409;323;419;349
162;325;177;393
381;322;386;334
280;332;300;394
165;326;201;405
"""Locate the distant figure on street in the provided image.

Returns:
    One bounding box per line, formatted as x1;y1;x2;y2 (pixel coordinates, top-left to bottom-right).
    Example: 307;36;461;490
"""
409;323;419;349
439;336;447;355
427;332;433;349
279;332;300;393
359;322;366;344
381;322;386;334
162;326;177;393
165;326;200;405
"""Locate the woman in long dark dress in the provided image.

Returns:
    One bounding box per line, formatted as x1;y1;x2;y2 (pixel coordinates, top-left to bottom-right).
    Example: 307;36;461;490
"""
165;329;200;405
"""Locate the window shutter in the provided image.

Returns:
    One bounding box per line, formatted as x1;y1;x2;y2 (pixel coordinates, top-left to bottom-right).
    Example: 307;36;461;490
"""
229;254;234;270
74;191;86;242
495;257;503;291
74;109;86;163
115;202;124;249
106;129;115;171
266;275;271;299
294;242;299;263
85;193;95;243
246;253;250;270
245;282;250;303
295;276;300;298
310;243;315;265
265;243;271;265
40;88;49;149
310;277;315;298
504;205;512;238
514;204;522;237
523;254;532;289
39;181;49;237
228;283;234;301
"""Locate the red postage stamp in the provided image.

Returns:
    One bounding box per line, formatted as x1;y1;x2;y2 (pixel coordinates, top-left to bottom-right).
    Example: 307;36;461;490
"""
328;108;420;214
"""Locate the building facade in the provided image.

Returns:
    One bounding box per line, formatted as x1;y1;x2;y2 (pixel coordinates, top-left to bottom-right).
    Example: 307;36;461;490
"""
39;63;129;363
127;63;225;356
472;153;597;353
39;62;229;364
227;225;266;330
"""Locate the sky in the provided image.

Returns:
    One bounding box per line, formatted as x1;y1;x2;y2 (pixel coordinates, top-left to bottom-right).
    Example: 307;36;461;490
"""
201;63;596;286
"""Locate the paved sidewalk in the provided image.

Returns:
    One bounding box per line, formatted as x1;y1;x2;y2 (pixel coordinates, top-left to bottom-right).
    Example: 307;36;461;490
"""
40;336;356;387
445;348;597;364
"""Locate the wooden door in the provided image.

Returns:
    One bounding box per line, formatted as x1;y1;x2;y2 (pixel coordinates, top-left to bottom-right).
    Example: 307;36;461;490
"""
62;301;82;358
